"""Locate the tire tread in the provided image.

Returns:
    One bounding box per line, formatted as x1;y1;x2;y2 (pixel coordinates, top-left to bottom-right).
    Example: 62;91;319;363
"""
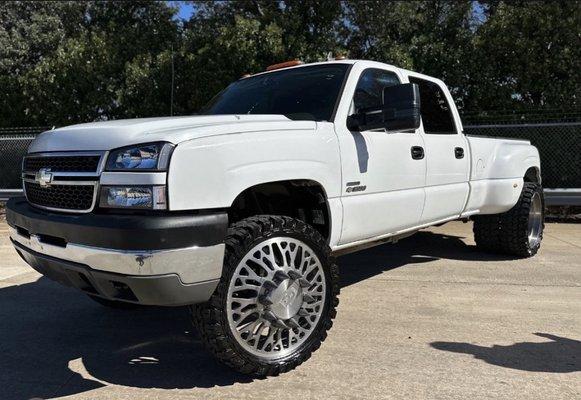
473;182;544;257
191;215;340;377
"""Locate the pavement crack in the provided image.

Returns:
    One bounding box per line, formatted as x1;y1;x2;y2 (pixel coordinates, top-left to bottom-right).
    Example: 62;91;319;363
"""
50;372;76;398
364;277;581;288
544;232;581;250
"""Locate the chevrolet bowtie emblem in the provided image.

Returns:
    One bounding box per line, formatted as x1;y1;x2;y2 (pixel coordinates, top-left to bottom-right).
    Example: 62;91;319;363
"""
35;168;53;187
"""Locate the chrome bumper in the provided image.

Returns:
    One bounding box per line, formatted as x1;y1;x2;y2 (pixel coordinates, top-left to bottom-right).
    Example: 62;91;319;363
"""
9;226;224;285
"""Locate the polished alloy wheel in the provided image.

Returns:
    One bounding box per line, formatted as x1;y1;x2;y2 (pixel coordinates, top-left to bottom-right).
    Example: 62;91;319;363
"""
473;182;544;257
527;191;543;248
226;237;326;359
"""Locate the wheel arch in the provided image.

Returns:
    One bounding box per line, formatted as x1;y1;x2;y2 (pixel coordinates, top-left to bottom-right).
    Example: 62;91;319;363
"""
228;179;333;241
524;166;541;185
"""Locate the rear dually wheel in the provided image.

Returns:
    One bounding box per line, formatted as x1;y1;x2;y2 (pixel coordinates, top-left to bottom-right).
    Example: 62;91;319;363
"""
473;182;544;257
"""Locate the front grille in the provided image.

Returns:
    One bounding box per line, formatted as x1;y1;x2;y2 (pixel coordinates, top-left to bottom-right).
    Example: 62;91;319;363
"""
25;181;95;211
24;155;101;173
22;152;103;212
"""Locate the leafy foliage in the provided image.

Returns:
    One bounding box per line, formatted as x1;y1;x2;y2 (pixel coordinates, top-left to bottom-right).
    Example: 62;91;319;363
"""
473;1;581;111
0;0;579;127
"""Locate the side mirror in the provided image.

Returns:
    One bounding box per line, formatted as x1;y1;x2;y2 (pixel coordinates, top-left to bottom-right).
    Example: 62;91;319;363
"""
382;83;421;132
347;83;421;132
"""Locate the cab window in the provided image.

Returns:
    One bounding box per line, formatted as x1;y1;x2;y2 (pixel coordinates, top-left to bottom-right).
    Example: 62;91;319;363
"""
203;64;349;122
409;77;456;134
352;69;400;113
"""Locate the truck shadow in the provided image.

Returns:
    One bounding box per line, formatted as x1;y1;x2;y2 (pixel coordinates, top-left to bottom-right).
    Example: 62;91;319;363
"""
0;230;517;398
0;278;252;399
430;333;581;373
339;229;515;287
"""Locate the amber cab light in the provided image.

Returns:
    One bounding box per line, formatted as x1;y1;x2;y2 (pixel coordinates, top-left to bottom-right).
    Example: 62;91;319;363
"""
266;60;303;72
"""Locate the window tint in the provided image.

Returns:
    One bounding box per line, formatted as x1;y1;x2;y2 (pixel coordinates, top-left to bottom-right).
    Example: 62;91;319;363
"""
352;69;400;113
409;77;456;134
202;64;349;122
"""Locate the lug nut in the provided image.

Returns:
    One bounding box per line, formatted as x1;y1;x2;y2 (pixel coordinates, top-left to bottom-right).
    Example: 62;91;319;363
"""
274;270;290;282
262;310;278;322
288;270;310;287
303;294;315;303
288;270;302;280
298;278;310;288
298;308;309;316
286;317;300;328
273;320;289;329
263;280;277;291
258;294;273;306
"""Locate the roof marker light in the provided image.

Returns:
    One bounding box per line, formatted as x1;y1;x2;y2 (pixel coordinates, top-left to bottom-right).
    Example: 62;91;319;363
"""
266;60;303;72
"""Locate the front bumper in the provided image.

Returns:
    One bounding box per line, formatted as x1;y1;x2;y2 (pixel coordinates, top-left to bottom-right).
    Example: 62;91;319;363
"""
6;197;228;306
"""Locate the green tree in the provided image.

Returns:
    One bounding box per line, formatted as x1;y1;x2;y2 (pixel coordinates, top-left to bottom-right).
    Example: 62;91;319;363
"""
178;0;346;111
0;0;579;127
0;1;87;125
472;0;581;112
344;1;477;110
0;1;180;126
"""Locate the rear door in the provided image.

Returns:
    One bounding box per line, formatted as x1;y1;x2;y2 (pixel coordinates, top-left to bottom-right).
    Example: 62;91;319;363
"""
407;75;470;223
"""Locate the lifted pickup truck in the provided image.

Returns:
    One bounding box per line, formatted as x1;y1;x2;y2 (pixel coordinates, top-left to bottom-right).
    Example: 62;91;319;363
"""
6;59;543;376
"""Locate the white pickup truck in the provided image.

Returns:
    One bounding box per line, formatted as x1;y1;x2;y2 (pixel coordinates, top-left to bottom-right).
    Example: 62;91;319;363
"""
6;60;544;376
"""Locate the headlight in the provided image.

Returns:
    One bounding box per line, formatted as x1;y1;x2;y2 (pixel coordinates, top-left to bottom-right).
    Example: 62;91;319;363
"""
99;186;167;210
106;142;174;171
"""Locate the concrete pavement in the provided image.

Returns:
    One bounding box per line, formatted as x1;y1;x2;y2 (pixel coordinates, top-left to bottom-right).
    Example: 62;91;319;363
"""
0;220;579;399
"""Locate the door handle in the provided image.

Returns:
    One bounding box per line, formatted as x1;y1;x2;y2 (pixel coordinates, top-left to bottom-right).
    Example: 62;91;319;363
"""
411;146;424;160
454;147;464;159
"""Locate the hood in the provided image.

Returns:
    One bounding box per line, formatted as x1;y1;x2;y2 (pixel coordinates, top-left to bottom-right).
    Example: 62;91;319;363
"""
28;115;317;153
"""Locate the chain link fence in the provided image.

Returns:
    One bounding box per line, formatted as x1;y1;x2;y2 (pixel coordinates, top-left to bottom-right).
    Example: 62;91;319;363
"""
0;127;49;194
462;112;581;209
463;122;581;190
462;109;581;211
0;119;580;205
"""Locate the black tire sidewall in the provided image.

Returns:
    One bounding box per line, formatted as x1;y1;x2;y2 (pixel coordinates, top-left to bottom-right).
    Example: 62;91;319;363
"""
219;221;335;367
473;182;545;258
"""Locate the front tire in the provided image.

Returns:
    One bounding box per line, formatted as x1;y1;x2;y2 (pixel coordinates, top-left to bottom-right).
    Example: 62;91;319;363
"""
473;182;544;257
191;215;339;376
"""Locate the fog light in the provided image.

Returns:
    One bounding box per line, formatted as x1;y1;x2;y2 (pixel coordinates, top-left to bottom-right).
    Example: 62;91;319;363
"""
99;186;167;210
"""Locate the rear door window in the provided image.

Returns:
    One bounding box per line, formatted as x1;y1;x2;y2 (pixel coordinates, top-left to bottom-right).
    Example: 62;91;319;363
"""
409;77;456;134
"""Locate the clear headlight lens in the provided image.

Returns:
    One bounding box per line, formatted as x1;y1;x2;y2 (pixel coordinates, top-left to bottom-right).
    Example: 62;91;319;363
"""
106;142;174;171
99;186;167;210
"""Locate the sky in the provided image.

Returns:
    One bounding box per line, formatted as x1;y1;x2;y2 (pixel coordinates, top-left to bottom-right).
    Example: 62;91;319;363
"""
168;1;487;24
169;1;196;20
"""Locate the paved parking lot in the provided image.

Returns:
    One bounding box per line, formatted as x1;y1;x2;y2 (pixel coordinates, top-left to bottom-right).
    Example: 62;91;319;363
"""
0;219;579;400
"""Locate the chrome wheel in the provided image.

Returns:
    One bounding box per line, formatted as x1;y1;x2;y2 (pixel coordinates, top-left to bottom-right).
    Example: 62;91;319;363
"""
527;192;543;248
226;237;326;359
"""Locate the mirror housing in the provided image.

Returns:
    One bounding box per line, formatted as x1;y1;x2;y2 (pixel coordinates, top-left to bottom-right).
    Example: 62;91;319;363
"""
347;83;421;132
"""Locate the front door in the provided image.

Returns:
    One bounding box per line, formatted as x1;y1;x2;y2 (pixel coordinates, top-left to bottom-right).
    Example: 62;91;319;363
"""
335;66;426;245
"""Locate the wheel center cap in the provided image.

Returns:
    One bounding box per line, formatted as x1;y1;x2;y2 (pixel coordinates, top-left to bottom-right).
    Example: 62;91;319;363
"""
268;279;303;320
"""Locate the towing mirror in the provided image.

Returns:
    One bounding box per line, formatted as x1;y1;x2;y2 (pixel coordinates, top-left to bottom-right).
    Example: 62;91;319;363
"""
347;83;421;132
382;83;421;131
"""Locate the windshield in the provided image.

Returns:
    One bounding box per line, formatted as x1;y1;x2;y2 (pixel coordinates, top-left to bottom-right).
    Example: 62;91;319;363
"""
202;64;349;122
